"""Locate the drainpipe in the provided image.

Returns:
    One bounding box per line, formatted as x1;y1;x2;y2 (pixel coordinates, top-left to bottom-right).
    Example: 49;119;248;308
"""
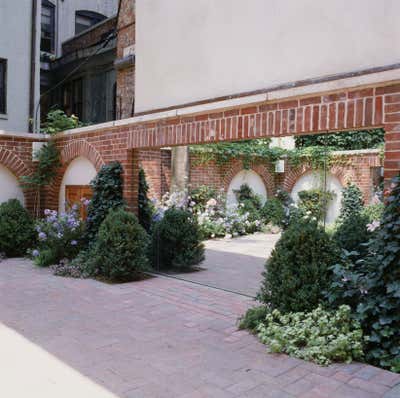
29;0;38;133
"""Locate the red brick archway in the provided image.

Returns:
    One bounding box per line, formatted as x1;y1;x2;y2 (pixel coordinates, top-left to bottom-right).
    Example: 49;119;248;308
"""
282;164;350;194
0;147;35;210
222;159;275;199
44;139;105;210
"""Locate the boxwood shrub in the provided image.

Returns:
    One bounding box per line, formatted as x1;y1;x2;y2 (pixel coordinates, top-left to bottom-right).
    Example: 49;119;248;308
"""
86;208;149;282
0;199;35;257
151;208;205;271
258;218;339;313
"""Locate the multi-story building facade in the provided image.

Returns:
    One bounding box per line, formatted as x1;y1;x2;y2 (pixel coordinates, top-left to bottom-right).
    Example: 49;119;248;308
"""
0;1;40;132
40;0;118;124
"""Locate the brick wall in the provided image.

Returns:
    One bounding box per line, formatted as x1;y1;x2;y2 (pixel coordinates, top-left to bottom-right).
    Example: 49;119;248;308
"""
0;134;47;213
62;17;117;56
155;150;382;204
116;0;135;119
0;81;399;215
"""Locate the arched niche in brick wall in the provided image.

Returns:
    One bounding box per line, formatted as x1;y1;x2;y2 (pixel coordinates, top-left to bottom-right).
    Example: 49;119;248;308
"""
58;156;97;213
227;169;267;207
291;170;343;224
0;164;25;205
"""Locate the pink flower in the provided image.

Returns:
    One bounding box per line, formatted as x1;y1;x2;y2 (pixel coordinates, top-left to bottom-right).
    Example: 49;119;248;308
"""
206;198;217;207
367;220;380;232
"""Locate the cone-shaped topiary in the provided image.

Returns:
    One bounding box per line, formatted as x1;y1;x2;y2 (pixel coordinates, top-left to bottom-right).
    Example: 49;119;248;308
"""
334;183;370;256
151;208;205;270
0;199;35;257
85;162;124;243
88;208;149;282
258;218;339;313
338;183;364;221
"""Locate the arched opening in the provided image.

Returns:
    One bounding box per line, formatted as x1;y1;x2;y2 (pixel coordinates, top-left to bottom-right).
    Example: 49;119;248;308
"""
227;169;267;207
75;10;107;35
0;164;25;205
59;157;97;214
291;171;343;224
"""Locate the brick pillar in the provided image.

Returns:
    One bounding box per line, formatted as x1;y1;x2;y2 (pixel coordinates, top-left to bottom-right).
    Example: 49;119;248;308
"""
137;149;162;199
122;149;139;214
383;87;400;183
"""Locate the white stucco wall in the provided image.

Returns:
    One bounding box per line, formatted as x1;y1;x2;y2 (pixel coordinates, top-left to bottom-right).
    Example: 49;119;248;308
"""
227;170;267;207
0;0;40;132
0;165;25;205
291;171;343;224
58;157;97;213
135;0;400;113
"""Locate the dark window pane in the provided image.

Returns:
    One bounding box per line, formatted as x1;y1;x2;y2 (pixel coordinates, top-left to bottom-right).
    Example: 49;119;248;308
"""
0;59;6;114
75;10;106;35
41;2;55;53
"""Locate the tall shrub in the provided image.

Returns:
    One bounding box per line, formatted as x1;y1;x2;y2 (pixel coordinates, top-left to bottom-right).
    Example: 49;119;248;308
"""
86;208;149;282
258;218;339;313
151;208;204;270
339;183;364;221
85;162;124;242
0;199;35;257
329;176;400;371
138;168;153;233
334;183;370;255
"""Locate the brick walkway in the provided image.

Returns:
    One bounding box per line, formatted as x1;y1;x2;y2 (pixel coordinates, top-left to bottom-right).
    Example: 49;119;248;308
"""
0;258;399;398
169;233;280;297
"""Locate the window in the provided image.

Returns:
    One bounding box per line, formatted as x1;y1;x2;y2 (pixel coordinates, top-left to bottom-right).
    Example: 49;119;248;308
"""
41;0;55;53
0;59;6;114
75;11;106;35
62;78;83;119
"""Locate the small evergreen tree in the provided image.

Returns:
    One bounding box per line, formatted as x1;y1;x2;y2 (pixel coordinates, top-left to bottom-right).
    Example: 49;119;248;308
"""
0;199;35;257
138;168;153;233
334;183;370;255
258;218;339;313
87;208;149;281
151;208;205;271
85;162;124;243
339;183;364;221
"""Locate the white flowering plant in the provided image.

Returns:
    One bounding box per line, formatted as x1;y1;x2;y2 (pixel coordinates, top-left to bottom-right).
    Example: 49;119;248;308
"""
152;186;264;239
31;205;85;267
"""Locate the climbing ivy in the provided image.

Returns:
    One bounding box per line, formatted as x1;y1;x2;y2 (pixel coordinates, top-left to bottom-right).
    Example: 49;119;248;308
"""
295;129;384;150
190;140;335;171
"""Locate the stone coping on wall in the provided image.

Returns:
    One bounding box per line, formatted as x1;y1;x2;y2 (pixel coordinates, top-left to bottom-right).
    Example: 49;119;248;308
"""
0;131;48;140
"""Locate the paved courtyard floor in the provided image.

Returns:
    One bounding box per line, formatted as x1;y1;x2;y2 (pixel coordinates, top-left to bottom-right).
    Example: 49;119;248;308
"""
1;243;399;397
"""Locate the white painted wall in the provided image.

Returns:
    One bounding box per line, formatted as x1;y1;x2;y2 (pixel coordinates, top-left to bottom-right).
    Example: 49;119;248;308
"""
135;0;400;113
0;0;40;132
58;156;97;213
291;171;343;224
0;165;25;205
227;170;267;207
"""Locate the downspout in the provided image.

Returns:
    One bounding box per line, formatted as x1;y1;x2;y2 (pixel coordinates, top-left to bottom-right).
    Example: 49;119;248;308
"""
29;0;38;133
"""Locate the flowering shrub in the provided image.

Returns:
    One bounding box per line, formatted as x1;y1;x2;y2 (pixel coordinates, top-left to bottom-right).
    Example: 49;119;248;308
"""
257;305;364;366
153;186;264;240
32;207;84;267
